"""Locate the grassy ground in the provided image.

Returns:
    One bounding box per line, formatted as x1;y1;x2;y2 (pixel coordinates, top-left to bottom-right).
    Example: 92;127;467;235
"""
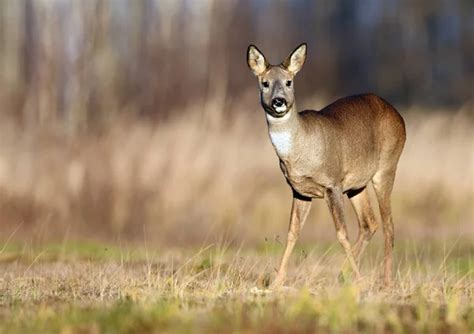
0;240;472;333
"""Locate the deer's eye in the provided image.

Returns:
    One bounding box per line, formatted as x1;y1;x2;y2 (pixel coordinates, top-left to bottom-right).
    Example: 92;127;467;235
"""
286;80;292;87
262;81;269;88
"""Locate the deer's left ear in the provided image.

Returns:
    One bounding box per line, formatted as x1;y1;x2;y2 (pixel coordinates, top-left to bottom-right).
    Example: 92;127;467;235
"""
282;43;307;75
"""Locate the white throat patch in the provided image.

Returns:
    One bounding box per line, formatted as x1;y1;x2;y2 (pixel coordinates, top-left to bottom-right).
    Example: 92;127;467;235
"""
269;131;293;156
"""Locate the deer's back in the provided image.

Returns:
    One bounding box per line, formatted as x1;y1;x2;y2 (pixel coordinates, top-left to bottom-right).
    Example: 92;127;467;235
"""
298;93;405;191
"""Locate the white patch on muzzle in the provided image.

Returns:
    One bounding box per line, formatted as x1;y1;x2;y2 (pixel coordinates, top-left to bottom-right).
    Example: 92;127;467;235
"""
265;110;291;123
274;105;287;113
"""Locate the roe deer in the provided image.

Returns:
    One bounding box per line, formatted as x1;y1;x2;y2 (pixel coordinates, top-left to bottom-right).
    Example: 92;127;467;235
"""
247;43;406;288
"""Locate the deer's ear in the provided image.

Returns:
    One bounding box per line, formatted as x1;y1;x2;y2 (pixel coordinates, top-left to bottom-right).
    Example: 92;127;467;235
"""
247;45;268;76
282;43;307;75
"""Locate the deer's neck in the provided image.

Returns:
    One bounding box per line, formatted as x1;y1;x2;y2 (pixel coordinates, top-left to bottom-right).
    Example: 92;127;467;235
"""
266;106;302;158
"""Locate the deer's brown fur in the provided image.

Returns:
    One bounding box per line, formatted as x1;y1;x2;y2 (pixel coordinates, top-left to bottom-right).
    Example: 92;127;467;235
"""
247;43;406;288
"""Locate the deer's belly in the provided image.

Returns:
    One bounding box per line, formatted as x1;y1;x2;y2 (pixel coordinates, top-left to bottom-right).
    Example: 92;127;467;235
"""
342;167;377;192
279;161;327;198
288;175;326;198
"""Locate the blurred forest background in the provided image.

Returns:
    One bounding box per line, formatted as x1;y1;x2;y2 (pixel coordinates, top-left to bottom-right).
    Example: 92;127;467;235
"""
0;0;472;245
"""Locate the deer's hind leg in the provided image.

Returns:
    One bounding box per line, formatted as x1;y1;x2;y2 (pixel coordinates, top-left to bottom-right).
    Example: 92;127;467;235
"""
325;187;361;279
347;187;379;264
372;168;397;286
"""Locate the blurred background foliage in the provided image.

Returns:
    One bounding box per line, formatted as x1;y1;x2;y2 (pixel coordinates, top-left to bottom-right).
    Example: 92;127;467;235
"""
0;0;472;244
0;0;472;132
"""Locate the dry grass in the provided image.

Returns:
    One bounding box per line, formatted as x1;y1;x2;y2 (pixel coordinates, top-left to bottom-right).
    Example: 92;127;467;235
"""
0;103;472;245
0;240;472;333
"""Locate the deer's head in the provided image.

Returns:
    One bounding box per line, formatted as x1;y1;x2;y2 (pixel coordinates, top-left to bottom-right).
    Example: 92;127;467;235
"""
247;43;307;119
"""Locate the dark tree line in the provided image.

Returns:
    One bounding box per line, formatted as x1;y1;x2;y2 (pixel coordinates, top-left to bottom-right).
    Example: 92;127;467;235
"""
0;0;472;132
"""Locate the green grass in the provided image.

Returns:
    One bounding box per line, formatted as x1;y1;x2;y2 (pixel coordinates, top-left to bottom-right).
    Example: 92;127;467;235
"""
0;240;159;263
3;292;472;334
0;240;472;333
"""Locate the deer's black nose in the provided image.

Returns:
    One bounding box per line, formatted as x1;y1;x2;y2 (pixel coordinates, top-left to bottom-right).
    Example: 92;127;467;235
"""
272;97;286;108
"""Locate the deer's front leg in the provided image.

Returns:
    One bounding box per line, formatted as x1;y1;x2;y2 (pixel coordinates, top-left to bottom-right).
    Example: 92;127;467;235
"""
325;187;361;279
271;193;312;289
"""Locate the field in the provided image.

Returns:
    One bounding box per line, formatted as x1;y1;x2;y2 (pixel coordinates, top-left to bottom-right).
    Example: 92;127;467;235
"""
0;239;472;333
0;106;472;333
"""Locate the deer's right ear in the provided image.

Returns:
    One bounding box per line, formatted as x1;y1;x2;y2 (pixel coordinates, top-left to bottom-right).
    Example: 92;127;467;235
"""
247;45;268;76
